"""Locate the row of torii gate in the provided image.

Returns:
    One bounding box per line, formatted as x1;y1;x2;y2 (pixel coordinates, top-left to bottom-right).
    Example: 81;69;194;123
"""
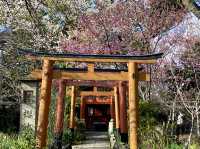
19;49;162;149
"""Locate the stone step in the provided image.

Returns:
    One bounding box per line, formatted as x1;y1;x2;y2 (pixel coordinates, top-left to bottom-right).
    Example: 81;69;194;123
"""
72;144;110;149
72;131;110;149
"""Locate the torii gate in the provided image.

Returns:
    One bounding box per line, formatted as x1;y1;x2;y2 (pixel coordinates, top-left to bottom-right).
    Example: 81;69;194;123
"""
19;49;162;149
54;80;128;145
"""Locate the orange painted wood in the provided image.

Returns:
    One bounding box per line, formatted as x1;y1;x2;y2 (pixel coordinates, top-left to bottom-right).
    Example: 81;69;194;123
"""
88;63;95;72
114;87;120;129
69;86;76;129
80;96;85;120
54;80;66;134
119;81;128;134
80;91;114;97
110;96;115;119
85;97;112;105
36;60;54;149
64;80;119;87
128;62;139;149
29;69;150;81
93;87;97;91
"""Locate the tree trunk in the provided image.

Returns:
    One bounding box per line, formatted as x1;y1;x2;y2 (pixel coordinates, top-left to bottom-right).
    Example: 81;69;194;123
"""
171;101;176;136
196;102;199;137
186;114;194;148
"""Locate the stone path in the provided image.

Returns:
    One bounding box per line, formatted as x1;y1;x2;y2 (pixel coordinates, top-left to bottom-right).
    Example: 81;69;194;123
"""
72;131;110;149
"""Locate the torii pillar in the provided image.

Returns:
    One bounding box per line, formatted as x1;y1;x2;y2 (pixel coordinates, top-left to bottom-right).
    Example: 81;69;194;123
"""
69;86;76;131
128;62;139;149
52;80;66;149
110;96;115;120
80;96;86;123
36;60;54;149
114;86;120;131
119;81;128;142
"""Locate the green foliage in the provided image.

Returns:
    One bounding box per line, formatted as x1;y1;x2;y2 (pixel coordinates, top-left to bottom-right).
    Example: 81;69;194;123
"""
62;128;73;145
139;101;180;149
166;143;184;149
47;87;85;146
61;120;86;145
182;0;200;17
47;87;57;145
0;127;35;149
0;86;85;148
139;101;160;127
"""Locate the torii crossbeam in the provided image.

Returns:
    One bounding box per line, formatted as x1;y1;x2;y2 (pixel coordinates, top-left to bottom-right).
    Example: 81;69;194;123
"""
19;49;163;149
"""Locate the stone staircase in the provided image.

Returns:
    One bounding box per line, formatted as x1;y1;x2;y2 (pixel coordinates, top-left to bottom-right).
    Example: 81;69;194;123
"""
72;131;110;149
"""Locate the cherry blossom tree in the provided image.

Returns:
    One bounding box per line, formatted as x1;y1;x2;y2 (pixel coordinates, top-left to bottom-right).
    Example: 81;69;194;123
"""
0;0;78;101
60;0;186;55
151;38;200;146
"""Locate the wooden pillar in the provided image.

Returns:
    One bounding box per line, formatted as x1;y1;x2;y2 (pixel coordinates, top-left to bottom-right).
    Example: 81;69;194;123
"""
119;81;128;142
128;62;139;149
36;60;54;149
69;86;76;129
88;63;94;73
114;86;120;130
93;87;97;91
80;96;85;121
110;96;115;120
52;80;66;149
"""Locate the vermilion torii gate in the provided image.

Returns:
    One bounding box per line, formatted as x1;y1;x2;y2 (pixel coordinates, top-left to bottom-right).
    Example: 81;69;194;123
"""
19;49;162;149
54;80;126;146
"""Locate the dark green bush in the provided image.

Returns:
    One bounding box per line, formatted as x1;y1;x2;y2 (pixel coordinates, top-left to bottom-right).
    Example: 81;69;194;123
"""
139;101;177;148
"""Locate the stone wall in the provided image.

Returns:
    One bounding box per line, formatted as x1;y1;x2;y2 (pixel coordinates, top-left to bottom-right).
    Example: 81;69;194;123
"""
20;81;40;131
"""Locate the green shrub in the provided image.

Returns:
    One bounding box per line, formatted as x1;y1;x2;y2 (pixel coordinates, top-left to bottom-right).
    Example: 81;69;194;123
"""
139;101;173;148
166;143;184;149
0;127;35;149
62;128;73;145
48;88;85;146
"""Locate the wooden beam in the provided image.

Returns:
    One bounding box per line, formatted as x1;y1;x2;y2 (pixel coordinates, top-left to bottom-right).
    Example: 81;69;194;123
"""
19;49;162;64
69;86;76;129
80;91;114;97
36;60;54;149
42;57;157;63
85;97;112;105
93;87;97;91
29;69;150;81
114;87;120;130
53;80;66;148
25;54;158;63
65;80;119;87
88;63;95;72
128;62;139;149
